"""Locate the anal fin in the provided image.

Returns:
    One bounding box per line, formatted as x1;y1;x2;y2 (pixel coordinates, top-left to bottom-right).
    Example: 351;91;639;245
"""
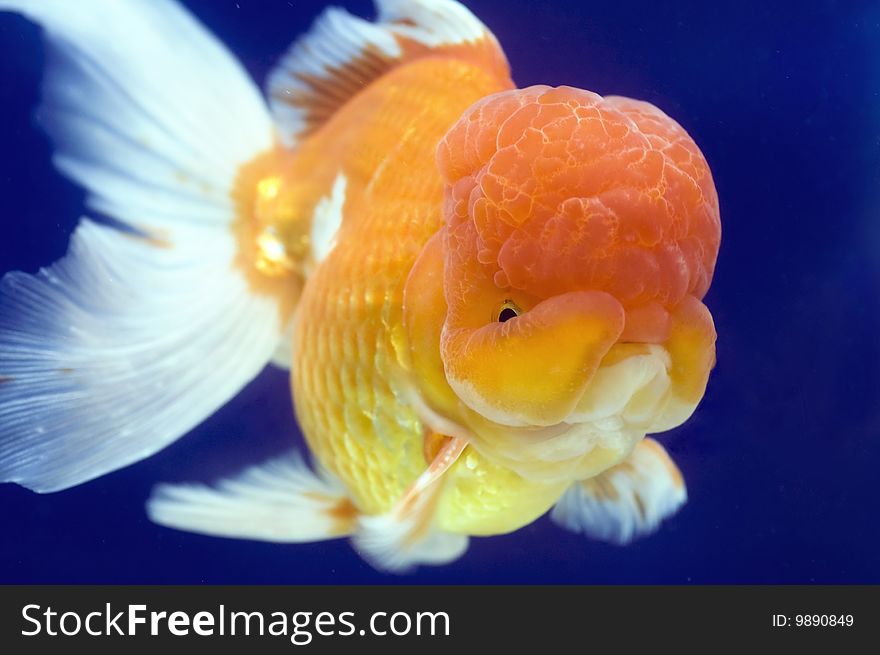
147;438;471;574
147;451;357;543
550;438;687;545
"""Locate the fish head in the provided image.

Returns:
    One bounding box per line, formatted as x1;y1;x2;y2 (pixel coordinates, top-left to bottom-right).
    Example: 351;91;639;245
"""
404;85;720;482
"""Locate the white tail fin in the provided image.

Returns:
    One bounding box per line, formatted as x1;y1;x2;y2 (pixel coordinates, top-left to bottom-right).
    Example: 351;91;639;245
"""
0;0;288;491
148;452;357;543
550;438;687;544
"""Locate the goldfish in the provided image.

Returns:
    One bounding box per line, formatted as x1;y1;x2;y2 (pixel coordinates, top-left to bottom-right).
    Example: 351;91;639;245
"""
0;0;720;571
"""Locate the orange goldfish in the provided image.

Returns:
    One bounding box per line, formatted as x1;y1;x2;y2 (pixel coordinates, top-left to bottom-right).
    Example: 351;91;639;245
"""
0;0;719;571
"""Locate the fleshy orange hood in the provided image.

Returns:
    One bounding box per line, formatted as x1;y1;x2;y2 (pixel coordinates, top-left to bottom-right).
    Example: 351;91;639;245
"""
438;85;719;307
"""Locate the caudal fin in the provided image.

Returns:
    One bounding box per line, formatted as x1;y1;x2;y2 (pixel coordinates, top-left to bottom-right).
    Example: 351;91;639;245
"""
0;0;290;491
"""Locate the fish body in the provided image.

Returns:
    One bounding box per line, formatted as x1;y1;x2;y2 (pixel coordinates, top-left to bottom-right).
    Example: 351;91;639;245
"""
265;54;564;534
0;0;719;570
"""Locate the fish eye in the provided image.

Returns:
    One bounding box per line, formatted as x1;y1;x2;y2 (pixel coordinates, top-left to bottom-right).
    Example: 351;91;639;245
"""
496;300;521;323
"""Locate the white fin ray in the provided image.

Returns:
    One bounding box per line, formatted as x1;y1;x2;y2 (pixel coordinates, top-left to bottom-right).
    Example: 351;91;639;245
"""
376;0;488;46
0;221;282;492
354;503;469;573
550;438;687;545
268;0;505;146
267;6;399;146
0;1;286;491
0;0;274;236
353;436;469;573
148;451;356;543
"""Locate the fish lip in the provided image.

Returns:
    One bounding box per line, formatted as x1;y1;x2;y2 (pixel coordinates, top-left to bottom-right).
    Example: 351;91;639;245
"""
471;341;671;432
455;341;673;473
405;337;672;479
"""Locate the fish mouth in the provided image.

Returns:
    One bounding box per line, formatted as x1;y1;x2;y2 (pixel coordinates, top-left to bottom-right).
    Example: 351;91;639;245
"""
567;343;673;427
458;342;688;482
446;294;717;483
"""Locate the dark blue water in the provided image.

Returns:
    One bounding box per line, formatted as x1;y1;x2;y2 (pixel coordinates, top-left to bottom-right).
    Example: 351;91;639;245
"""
0;0;877;583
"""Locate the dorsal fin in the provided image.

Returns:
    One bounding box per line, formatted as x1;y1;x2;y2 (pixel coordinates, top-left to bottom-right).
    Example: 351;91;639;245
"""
267;0;510;146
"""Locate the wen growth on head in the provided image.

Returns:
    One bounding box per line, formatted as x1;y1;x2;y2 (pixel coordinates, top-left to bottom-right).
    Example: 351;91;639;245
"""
0;0;720;571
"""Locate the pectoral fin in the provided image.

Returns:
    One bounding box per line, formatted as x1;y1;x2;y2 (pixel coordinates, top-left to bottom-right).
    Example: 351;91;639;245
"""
550;438;686;544
353;436;470;572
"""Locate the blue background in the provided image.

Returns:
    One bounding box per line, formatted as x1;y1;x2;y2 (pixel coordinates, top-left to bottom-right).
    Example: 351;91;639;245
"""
0;0;877;583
